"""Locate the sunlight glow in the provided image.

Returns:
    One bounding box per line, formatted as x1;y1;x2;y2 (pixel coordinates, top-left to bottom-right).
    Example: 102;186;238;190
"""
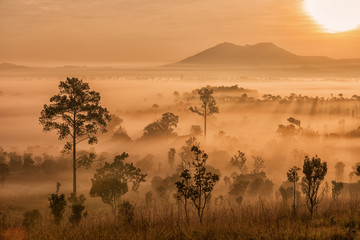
304;0;360;33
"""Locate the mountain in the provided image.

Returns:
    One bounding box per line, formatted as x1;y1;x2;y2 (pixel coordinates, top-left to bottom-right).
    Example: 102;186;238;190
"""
0;62;30;69
175;42;337;66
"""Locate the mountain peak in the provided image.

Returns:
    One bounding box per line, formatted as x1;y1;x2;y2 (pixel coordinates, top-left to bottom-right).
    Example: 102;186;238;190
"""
216;42;239;47
177;42;333;66
251;42;277;48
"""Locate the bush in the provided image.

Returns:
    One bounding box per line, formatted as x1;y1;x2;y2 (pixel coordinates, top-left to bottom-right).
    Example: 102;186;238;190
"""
48;182;66;225
118;200;135;224
68;193;87;226
22;209;42;230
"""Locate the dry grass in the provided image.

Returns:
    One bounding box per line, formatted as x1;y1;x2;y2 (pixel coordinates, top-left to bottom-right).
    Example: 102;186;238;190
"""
1;195;360;240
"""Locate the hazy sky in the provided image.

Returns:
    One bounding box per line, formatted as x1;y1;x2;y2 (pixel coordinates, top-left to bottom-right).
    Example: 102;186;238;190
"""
1;0;360;65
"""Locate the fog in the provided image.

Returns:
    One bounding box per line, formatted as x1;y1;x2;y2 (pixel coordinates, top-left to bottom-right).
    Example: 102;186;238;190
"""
1;67;360;202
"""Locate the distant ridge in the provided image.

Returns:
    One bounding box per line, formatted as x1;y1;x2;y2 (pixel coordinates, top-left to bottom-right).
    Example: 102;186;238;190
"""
175;42;338;66
0;62;30;69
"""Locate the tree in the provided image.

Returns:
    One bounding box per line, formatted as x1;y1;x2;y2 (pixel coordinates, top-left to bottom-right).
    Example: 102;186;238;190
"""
178;137;200;171
230;151;247;173
190;125;202;136
354;162;360;177
108;114;132;142
190;88;219;139
168;148;176;167
0;163;9;185
287;117;301;127
279;185;293;204
349;162;360;181
39;77;111;195
334;161;345;181
277;117;302;136
176;146;219;224
175;169;192;223
252;156;265;173
331;180;343;200
142;112;179;139
48;182;67;225
151;174;178;199
301;156;327;217
23;153;35;169
89;153;146;216
287;166;300;214
8;152;22;171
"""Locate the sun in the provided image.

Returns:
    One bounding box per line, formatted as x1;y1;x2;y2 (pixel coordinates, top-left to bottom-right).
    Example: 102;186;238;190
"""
303;0;360;33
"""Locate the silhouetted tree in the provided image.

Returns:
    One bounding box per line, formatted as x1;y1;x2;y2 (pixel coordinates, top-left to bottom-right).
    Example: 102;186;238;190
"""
175;169;192;222
230;151;247;173
301;156;327;217
349;162;360;181
89;153;146;216
185;146;219;223
355;163;360;177
287;117;301;127
190;88;219;139
39;77;111;195
48;182;66;225
287;166;300;214
331;180;343;200
142;112;179;139
277;117;302;136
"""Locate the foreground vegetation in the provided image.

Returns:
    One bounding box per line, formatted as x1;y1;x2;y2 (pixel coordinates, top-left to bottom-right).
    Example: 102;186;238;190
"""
1;197;360;240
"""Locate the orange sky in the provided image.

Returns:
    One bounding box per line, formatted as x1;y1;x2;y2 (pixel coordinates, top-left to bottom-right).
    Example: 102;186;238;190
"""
0;0;360;65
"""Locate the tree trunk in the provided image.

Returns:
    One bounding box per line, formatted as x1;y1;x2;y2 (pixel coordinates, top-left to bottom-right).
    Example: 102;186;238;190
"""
184;199;189;223
204;105;207;141
198;207;202;224
73;114;77;196
293;181;296;214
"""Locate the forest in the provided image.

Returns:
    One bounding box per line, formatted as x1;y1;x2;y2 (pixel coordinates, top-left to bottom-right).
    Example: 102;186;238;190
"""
1;76;360;240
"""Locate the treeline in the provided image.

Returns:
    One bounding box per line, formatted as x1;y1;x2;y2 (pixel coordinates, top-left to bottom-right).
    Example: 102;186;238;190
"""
0;147;71;183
